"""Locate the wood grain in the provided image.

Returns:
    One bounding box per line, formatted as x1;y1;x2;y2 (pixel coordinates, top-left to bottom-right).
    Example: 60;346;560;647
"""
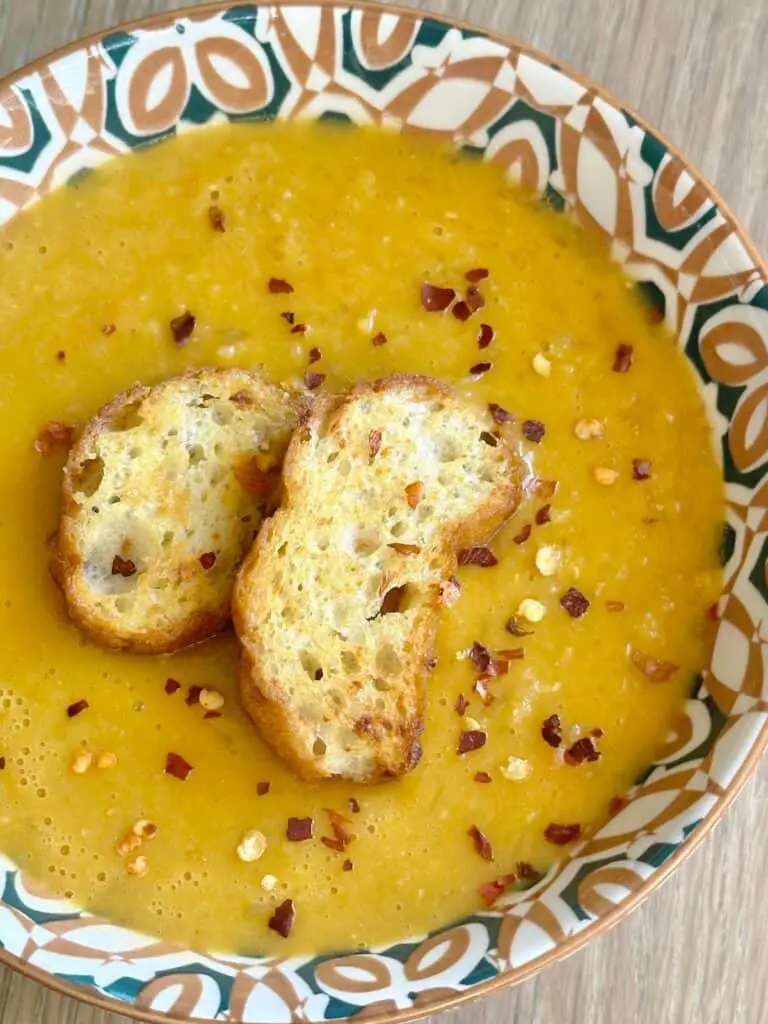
0;1;766;1022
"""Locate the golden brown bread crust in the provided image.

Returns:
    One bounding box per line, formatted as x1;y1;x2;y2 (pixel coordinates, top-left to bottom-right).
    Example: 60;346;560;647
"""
233;373;525;783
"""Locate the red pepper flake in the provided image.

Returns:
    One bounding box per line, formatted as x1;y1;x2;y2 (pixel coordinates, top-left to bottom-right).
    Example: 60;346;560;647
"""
477;323;495;349
0;757;5;770
466;286;485;312
629;647;679;682
185;686;202;706
199;551;216;570
286;816;314;841
421;282;456;312
479;430;498;447
371;331;387;346
560;587;590;618
469;361;492;377
522;419;546;443
505;616;533;637
469;641;492;674
33;421;74;455
164;752;193;781
389;542;420;555
612;343;633;373
348;797;360;814
564;737;601;765
458;729;487;754
66;699;89;718
455;693;469;715
257;781;270;796
452;301;471;322
368;429;382;461
465;267;490;283
609;795;629;815
342;859;353;871
479;879;506;906
268;277;294;294
544;822;582;845
304;371;325;390
268;898;296;938
322;808;353;852
291;323;308;335
379;585;406;615
474;680;495;706
474;771;492;783
516;861;541;884
111;555;136;578
535;504;552;526
204;710;222;720
101;323;116;337
605;600;625;612
308;347;322;364
488;402;513;424
56;350;66;361
164;678;181;695
632;458;652;480
281;311;296;325
541;714;563;748
497;647;525;660
592;727;605;739
208;205;226;232
170;310;196;345
458;546;497;568
405;481;423;509
235;456;273;495
467;824;494;861
706;602;719;622
533;478;558;500
512;523;532;545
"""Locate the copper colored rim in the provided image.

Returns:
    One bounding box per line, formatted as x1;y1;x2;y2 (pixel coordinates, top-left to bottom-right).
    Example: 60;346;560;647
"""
0;2;765;1023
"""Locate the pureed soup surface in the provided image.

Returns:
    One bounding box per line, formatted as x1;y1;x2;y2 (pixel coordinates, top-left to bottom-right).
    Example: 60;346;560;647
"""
0;122;723;956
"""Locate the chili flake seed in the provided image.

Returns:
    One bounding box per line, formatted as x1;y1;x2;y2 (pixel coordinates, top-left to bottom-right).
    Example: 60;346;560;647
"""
372;331;387;346
261;874;278;891
544;822;582;845
170;310;196;345
458;729;487;754
185;686;202;706
101;323;116;337
517;598;546;623
199;551;217;570
116;832;142;858
95;750;117;770
127;855;148;877
513;523;532;545
268;277;294;294
560;587;590;618
67;699;89;718
199;688;224;712
33;421;74;455
56;350;66;361
455;693;469;715
304;371;326;391
164;751;193;781
257;781;270;796
281;311;296;324
535;504;552;526
458;546;497;567
613;343;634;373
593;465;619;486
204;710;222;720
629;647;679;682
112;554;136;578
468;825;494;861
452;300;471;322
533;478;558;500
348;797;361;814
499;756;532;781
342;859;353;871
479;430;498;447
237;829;267;863
574;418;605;440
606;600;625;612
132;819;158;840
535;545;560;577
505;615;533;637
522;419;546;443
269;898;296;938
421;282;456;312
308;347;322;364
469;641;492;674
541;714;563;748
477;324;495;349
466;286;485;312
465;267;490;283
564;737;601;766
70;750;93;775
532;353;551;377
0;757;6;770
208;205;226;232
439;575;461;607
286;816;313;841
291;323;308;335
405;481;423;509
474;771;492;783
488;402;513;424
470;361;493;377
632;458;652;480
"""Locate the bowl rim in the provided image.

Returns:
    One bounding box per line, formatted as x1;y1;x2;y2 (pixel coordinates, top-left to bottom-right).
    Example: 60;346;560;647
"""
0;1;765;1022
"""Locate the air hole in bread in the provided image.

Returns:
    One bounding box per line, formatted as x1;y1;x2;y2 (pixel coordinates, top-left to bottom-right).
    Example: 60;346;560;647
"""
110;401;143;432
326;451;340;465
213;442;223;456
416;503;435;523
108;495;121;505
161;531;174;547
390;520;408;538
434;437;459;462
337;458;352;477
211;404;234;426
188;444;205;466
128;447;143;460
313;737;327;756
341;650;361;673
300;650;323;679
114;595;130;613
376;644;402;676
355;529;380;556
374;678;391;692
277;543;288;558
72;457;104;497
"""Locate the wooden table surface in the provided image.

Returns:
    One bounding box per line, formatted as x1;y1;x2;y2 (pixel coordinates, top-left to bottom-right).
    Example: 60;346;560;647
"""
0;0;766;1021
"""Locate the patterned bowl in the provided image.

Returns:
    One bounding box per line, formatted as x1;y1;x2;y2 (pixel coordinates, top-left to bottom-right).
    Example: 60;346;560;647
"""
0;2;766;1022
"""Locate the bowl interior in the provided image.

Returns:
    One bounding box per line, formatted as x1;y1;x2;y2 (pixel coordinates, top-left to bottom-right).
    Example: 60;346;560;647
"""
0;3;766;1022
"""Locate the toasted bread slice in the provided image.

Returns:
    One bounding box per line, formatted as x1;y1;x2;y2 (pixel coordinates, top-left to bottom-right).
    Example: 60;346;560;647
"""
55;368;298;654
233;375;525;783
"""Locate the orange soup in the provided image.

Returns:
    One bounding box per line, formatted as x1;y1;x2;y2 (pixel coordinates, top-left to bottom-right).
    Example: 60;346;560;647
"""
0;122;723;955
